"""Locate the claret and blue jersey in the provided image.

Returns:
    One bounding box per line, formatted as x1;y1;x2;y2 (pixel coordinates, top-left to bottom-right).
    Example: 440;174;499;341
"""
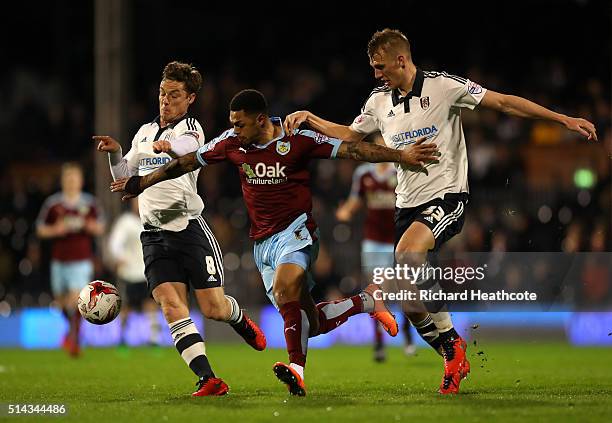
196;117;342;241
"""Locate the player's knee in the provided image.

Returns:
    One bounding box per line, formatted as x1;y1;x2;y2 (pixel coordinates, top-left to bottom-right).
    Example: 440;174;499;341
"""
158;297;188;322
395;247;427;266
273;283;301;307
273;290;287;307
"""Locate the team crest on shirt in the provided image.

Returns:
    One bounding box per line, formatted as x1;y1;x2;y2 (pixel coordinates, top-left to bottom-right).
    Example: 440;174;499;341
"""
313;133;330;144
468;81;483;95
276;140;291;155
420;96;430;110
294;229;308;241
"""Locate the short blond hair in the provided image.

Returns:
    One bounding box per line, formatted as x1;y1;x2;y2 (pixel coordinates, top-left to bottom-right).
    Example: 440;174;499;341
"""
367;29;411;59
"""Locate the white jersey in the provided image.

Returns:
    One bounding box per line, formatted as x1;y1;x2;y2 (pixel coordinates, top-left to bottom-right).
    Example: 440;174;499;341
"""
123;115;205;231
350;69;486;208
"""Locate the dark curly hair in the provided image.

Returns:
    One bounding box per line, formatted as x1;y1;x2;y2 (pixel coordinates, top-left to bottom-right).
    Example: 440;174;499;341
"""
230;89;268;115
162;61;203;94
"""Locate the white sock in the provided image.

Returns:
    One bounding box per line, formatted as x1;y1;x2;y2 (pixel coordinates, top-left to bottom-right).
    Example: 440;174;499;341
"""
169;317;209;373
430;311;453;333
359;291;375;313
225;295;243;325
290;363;304;380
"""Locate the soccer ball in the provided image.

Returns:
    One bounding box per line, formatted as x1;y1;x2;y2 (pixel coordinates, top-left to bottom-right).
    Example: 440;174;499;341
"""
77;280;122;325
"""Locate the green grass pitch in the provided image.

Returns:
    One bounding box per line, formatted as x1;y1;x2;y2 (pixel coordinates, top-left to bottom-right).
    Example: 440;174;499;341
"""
1;342;611;422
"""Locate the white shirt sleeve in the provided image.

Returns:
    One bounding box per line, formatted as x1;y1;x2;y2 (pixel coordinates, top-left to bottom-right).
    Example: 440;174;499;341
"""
109;129;141;179
170;117;205;155
350;94;379;135
444;76;487;109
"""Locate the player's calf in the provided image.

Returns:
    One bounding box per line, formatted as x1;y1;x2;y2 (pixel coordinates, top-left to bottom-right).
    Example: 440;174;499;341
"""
315;295;363;335
313;284;398;337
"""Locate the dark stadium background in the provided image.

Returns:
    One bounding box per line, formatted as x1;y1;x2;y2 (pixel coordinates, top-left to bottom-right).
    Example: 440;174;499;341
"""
0;0;609;330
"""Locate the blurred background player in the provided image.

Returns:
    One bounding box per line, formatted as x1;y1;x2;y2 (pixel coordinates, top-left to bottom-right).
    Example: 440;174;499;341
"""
336;159;415;362
110;88;440;396
284;28;598;394
94;62;266;397
36;162;105;357
108;199;160;346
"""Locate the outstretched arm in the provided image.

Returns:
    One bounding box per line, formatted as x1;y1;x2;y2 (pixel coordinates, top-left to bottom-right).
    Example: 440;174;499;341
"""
337;141;401;162
92;135;138;179
110;152;200;200
480;90;598;141
336;137;439;168
284;111;365;142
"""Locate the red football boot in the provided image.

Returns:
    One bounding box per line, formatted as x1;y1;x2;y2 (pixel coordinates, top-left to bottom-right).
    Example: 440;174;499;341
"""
438;337;469;394
61;334;80;358
231;313;267;351
273;362;306;397
192;376;229;397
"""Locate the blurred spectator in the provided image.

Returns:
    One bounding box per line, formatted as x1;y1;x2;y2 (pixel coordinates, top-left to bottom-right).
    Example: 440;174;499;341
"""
35;163;105;356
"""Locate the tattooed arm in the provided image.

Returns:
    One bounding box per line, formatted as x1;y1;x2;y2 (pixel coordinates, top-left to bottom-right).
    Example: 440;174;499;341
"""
336;137;439;168
110;152;200;200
